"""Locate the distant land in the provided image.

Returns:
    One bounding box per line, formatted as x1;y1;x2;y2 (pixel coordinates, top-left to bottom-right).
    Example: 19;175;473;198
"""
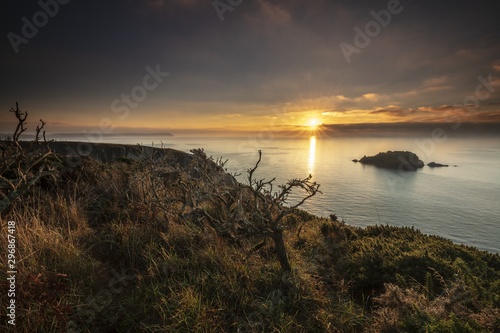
51;132;174;137
0;132;174;140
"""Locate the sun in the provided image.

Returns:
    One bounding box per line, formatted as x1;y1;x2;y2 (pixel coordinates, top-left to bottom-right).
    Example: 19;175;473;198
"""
307;117;321;130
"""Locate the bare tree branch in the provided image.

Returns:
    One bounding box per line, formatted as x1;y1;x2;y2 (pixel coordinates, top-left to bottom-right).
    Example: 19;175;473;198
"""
1;103;59;216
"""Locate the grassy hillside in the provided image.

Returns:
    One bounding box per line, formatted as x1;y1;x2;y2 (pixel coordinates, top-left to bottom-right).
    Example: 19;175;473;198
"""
1;140;499;332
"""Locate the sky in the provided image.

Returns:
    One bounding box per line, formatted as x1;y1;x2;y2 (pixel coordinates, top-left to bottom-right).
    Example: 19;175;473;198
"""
1;0;500;137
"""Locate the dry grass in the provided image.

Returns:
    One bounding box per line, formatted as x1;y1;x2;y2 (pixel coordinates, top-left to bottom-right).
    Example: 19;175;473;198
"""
1;148;499;332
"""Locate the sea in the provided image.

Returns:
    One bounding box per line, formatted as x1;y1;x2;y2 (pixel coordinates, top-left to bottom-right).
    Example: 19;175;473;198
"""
56;134;500;253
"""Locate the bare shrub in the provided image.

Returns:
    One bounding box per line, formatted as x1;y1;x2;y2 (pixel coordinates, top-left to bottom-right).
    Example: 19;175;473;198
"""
175;149;321;273
0;103;59;216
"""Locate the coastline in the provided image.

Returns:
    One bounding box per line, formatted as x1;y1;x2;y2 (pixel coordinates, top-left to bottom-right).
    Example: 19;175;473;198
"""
1;139;499;332
33;140;500;254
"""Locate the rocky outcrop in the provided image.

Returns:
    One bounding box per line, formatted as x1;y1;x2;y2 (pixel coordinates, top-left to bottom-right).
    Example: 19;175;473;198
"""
25;141;193;167
16;140;239;188
354;151;424;171
427;162;449;167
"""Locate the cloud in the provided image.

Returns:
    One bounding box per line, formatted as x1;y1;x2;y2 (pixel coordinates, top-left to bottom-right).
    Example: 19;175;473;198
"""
370;107;415;117
467;110;500;122
413;105;500;124
323;93;383;107
334;95;349;102
492;75;500;89
259;0;292;25
417;105;465;113
245;0;292;27
493;60;500;72
145;0;204;8
362;93;378;102
423;76;449;88
212;113;242;119
322;121;500;137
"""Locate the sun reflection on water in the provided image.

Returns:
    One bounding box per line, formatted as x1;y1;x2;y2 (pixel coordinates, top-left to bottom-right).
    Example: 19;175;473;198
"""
308;135;316;175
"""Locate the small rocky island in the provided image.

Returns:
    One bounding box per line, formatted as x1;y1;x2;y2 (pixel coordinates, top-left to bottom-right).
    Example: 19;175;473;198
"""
427;162;449;167
353;151;425;171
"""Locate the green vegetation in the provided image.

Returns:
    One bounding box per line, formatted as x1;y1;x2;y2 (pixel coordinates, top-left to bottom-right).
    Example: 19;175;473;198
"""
1;105;499;332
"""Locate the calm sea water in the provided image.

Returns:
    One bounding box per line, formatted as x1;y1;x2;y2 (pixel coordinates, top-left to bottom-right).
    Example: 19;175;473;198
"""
60;134;500;253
